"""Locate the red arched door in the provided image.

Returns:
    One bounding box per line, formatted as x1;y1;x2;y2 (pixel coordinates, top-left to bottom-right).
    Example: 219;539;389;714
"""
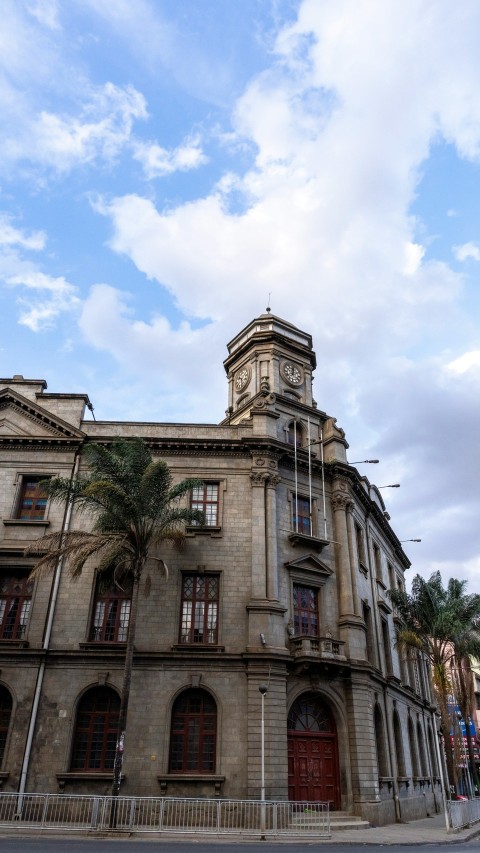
287;694;340;808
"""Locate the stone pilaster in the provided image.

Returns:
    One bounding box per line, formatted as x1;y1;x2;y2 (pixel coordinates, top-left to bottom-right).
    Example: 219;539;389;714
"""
332;481;365;658
331;488;355;618
345;674;379;808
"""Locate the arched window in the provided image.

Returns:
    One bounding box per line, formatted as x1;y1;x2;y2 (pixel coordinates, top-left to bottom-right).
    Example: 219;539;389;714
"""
408;716;419;777
393;709;406;776
374;703;389;777
287;694;335;733
427;722;438;776
417;720;427;777
0;686;12;766
287;421;303;448
71;687;120;771
90;577;132;643
169;689;217;773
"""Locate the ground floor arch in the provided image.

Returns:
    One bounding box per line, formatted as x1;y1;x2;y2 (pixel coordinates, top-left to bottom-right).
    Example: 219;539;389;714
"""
287;692;341;808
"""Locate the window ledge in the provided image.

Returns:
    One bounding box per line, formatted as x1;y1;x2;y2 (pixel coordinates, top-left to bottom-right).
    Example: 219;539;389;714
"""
3;519;50;527
158;775;225;796
0;639;29;648
186;526;222;537
376;578;387;590
288;533;329;552
79;641;127;650
57;772;124;789
171;644;225;653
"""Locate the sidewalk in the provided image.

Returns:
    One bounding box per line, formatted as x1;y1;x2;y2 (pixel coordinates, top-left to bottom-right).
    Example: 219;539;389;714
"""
322;811;480;844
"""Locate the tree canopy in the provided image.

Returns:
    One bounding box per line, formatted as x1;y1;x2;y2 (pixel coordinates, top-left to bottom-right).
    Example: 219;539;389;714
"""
27;438;204;807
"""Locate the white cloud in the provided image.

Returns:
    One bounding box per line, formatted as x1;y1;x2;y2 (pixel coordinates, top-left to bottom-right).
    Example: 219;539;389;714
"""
446;351;480;375
0;216;79;331
453;241;480;262
6;270;80;331
78;0;480;587
26;0;61;30
3;82;147;175
0;215;46;251
133;135;208;179
79;284;225;420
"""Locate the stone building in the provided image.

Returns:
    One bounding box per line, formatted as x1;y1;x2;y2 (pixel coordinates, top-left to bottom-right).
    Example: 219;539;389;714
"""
0;312;442;824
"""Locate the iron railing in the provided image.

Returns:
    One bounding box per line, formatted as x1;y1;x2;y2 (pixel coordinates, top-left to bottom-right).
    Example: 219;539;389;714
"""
0;793;330;837
447;798;480;831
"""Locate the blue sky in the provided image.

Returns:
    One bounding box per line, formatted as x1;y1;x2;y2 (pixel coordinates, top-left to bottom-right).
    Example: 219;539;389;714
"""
2;0;480;590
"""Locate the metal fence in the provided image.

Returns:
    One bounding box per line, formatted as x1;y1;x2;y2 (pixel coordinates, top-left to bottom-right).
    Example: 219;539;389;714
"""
447;798;480;831
0;793;330;837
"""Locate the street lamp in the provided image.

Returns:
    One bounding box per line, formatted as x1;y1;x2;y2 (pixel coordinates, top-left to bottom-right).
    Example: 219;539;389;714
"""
378;484;400;488
399;539;422;543
259;684;268;840
350;459;380;464
259;684;268;802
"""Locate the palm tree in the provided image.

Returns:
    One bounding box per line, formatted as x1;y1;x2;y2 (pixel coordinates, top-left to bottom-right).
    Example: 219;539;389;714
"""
27;438;204;808
388;572;480;796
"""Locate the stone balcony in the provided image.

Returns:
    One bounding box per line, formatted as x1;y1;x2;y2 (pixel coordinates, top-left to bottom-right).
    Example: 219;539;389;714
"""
289;634;347;663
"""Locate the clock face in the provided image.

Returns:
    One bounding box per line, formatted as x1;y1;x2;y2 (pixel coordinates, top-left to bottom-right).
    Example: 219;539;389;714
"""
282;361;303;386
235;367;250;391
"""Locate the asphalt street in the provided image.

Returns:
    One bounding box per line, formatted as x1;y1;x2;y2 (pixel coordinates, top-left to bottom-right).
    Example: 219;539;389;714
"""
0;839;479;853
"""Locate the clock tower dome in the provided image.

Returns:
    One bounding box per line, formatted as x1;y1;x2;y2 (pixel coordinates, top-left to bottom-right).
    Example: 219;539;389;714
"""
223;310;317;423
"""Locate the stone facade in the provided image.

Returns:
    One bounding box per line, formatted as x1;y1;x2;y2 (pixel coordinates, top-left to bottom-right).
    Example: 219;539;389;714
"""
0;313;442;824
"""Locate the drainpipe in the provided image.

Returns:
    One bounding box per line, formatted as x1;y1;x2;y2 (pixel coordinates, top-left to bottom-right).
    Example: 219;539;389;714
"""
17;446;82;810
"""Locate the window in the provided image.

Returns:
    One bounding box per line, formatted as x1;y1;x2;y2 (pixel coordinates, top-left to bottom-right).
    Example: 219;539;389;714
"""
293;584;318;636
293;496;311;535
71;687;120;771
408;717;420;777
373;543;383;582
15;477;49;520
355;523;366;569
287;421;303;448
0;686;12;766
374;704;389;777
169;689;217;773
190;483;219;527
90;578;132;643
0;572;33;640
180;574;219;644
393;709;406;776
363;602;375;664
381;617;393;676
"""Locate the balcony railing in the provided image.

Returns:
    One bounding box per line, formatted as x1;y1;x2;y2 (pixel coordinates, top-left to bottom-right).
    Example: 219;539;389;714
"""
289;635;346;661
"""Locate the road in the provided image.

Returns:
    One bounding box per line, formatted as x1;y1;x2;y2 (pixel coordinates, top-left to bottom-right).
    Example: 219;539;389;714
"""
0;838;478;853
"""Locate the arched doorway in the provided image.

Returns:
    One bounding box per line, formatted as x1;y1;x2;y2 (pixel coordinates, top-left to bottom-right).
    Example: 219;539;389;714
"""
287;693;340;808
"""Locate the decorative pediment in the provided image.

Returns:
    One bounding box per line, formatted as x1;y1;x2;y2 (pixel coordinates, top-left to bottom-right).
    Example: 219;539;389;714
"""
285;553;334;582
0;389;85;442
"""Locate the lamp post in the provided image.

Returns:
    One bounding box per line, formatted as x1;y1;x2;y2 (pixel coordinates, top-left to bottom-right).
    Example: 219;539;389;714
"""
259;684;268;839
259;684;268;801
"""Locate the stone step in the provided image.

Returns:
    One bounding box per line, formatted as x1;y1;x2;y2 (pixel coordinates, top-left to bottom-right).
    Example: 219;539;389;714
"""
291;812;370;831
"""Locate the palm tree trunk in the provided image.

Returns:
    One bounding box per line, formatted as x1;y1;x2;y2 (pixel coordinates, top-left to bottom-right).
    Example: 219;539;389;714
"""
438;698;457;795
109;564;142;826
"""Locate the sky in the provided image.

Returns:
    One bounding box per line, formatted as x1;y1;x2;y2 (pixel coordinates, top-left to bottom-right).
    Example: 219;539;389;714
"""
1;0;480;591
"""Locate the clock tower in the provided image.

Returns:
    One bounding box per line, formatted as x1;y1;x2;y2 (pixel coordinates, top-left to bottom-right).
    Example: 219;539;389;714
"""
223;310;317;423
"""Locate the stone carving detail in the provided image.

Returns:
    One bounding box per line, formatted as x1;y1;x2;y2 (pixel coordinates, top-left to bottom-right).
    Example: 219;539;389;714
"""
250;471;280;488
250;471;270;486
331;492;353;511
266;474;281;488
253;393;276;409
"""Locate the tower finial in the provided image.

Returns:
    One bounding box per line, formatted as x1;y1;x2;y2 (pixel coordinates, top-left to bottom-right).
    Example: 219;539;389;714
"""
266;292;271;313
